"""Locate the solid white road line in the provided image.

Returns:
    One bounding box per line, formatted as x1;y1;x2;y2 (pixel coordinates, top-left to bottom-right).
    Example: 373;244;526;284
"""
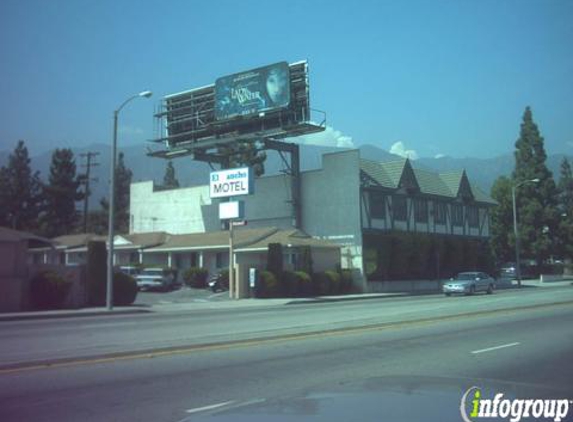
471;342;521;354
186;400;235;414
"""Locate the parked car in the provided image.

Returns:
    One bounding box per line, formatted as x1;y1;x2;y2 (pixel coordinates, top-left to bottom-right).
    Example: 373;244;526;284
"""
136;268;175;292
119;266;140;277
443;272;495;296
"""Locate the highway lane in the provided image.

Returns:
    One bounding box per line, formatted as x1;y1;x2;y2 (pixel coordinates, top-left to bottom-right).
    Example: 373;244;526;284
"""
0;301;571;422
0;286;572;368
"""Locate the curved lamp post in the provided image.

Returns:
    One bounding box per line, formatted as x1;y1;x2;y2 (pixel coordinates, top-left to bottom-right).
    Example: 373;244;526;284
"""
107;90;152;310
511;177;540;288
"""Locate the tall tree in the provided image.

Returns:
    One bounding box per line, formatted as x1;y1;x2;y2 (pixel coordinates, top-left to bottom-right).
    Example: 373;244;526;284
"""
40;148;84;237
101;152;133;233
162;160;180;189
490;176;513;265
557;158;573;260
218;141;266;176
0;140;42;231
511;107;559;264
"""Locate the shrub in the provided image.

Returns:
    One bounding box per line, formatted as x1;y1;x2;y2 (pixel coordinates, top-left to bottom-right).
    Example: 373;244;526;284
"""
87;240;107;306
113;271;138;306
339;269;353;293
259;270;280;298
295;271;313;297
325;270;341;295
183;267;209;288
30;270;71;310
313;272;331;296
281;271;300;297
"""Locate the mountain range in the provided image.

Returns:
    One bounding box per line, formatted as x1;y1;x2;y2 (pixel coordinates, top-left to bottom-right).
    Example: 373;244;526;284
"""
1;142;571;208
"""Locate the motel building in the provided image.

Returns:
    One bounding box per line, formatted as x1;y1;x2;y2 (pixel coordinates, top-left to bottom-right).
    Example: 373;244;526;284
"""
128;149;496;293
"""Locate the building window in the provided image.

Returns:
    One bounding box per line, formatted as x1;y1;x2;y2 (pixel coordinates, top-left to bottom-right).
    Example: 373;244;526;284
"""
414;198;428;223
468;206;479;228
392;196;407;221
370;191;386;219
434;202;447;224
452;204;464;226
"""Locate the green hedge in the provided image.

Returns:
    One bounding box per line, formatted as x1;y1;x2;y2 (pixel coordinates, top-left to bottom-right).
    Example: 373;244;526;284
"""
363;232;495;281
258;270;280;298
113;271;138;306
183;267;209;288
29;270;71;310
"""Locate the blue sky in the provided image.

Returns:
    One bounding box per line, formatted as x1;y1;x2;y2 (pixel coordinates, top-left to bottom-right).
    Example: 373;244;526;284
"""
0;0;571;159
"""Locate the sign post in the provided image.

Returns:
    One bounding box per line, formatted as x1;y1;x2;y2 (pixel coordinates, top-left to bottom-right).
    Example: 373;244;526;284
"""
211;167;253;300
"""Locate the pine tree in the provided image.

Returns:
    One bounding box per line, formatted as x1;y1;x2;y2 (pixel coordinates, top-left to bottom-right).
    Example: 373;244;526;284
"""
557;158;573;261
162;161;180;189
100;152;133;233
511;107;559;264
490;176;513;265
41;148;84;237
0;140;42;231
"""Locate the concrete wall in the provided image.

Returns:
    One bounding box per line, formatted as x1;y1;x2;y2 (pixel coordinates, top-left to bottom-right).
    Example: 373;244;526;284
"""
130;182;218;234
301;150;365;288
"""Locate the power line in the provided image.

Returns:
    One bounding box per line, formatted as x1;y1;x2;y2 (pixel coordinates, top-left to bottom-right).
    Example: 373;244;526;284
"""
79;152;100;233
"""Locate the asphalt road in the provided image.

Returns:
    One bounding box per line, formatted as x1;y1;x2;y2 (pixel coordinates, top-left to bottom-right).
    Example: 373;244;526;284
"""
0;287;572;422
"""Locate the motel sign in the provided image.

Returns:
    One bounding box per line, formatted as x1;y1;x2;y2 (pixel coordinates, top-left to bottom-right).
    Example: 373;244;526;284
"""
209;167;254;199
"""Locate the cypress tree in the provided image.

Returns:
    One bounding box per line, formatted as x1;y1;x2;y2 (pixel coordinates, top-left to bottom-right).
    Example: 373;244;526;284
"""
0;140;42;231
490;176;513;265
41;148;84;237
162;160;180;189
557;158;573;261
511;107;559;264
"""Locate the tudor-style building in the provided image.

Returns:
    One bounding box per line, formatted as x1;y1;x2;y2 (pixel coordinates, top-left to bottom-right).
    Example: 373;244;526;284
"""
359;158;494;238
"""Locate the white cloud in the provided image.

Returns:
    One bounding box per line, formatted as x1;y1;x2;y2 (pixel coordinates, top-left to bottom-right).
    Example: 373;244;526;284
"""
434;153;446;159
567;141;573;148
389;141;418;160
292;125;354;148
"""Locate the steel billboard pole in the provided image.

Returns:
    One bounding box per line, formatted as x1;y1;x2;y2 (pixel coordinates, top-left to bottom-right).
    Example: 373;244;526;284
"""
229;218;235;299
106;91;152;311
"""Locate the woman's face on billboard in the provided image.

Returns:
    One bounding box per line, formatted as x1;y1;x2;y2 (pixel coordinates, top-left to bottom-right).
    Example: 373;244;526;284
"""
266;69;287;104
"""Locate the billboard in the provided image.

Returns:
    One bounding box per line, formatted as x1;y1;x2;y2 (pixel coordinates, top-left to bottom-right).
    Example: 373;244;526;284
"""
215;62;290;121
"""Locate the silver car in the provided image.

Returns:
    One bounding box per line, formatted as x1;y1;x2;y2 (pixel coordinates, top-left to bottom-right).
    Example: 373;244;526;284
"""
136;268;175;292
443;272;495;296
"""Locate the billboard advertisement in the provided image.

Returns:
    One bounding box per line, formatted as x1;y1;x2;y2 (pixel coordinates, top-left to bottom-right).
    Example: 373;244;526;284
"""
215;62;290;121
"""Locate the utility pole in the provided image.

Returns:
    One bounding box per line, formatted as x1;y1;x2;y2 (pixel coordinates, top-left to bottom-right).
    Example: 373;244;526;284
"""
80;152;100;233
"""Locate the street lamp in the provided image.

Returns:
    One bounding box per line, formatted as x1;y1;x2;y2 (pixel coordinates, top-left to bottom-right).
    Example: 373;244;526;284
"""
511;177;540;288
107;90;152;310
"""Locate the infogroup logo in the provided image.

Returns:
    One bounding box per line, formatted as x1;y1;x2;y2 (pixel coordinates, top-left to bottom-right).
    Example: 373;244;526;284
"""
460;386;571;422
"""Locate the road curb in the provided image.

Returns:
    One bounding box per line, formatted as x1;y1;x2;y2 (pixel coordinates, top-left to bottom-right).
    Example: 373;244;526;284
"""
285;293;409;305
0;308;152;322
